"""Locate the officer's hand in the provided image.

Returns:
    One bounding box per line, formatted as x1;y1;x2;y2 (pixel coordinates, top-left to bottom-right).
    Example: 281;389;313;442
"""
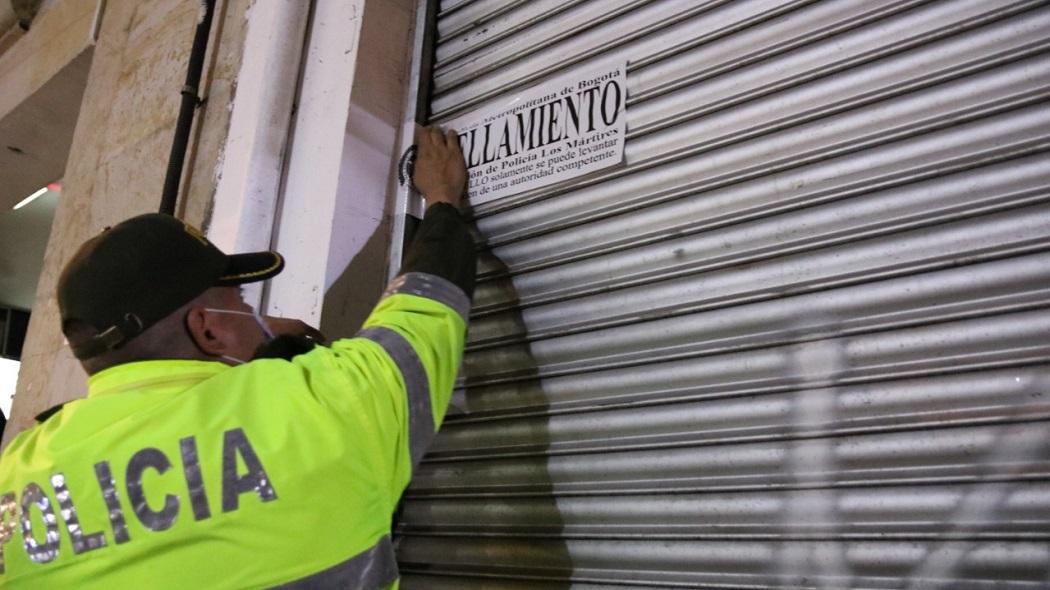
264;316;327;345
414;125;466;208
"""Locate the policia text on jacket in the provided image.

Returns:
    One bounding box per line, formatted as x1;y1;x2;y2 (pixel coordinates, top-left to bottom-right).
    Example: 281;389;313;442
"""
0;426;275;570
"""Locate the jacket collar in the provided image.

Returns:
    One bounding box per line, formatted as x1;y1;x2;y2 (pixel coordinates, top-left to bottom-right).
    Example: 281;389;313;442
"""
87;360;229;400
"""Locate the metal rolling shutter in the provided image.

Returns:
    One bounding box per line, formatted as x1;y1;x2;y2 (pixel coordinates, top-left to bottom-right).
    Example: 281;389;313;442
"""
396;0;1050;587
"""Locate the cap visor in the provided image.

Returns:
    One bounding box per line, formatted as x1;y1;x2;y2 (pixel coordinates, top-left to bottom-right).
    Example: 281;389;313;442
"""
217;251;285;285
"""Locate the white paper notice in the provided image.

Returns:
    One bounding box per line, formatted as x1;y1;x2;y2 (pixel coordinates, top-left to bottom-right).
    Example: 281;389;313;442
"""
446;62;627;206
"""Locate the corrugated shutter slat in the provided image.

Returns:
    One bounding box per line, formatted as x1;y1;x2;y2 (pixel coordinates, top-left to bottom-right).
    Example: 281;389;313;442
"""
398;0;1050;586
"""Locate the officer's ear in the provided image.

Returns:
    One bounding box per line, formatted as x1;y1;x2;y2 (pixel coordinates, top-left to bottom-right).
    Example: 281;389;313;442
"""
184;306;231;356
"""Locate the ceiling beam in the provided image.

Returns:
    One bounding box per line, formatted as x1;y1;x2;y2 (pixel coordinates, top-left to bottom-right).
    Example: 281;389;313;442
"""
0;0;97;120
0;0;99;210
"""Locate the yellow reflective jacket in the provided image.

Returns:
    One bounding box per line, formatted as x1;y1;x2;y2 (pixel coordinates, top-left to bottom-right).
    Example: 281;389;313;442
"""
0;272;469;589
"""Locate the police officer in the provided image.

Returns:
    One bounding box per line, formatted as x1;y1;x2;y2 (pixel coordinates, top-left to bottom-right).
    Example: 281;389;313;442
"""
0;126;474;589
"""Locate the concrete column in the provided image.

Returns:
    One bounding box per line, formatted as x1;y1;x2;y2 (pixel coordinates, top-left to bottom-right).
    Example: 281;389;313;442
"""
268;0;417;338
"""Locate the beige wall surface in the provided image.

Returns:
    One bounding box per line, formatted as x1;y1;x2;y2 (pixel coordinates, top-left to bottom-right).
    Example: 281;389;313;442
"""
2;0;254;446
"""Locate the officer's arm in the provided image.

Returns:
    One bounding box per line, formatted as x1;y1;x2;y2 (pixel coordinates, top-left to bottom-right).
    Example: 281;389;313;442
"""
328;126;474;496
356;199;475;458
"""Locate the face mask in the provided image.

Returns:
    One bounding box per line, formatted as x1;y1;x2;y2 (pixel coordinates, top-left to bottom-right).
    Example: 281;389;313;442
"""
203;308;276;364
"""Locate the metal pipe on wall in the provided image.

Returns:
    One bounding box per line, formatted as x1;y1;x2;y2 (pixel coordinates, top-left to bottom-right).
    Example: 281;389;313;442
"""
159;0;217;216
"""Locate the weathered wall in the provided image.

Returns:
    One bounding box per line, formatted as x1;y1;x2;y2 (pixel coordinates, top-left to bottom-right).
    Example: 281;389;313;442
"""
2;0;255;446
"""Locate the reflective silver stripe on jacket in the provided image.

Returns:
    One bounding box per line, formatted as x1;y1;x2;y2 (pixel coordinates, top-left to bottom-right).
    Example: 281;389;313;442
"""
358;327;434;466
273;535;398;589
383;272;470;324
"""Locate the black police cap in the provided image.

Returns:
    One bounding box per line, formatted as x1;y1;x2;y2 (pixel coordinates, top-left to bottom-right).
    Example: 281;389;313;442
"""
57;213;284;360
